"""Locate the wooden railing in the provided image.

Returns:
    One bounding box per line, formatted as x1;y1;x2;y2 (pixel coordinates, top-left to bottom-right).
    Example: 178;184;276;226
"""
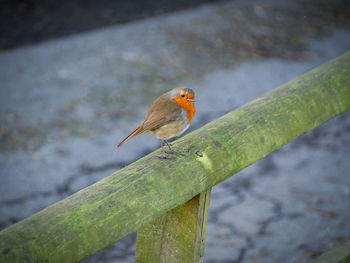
310;242;350;263
0;52;349;263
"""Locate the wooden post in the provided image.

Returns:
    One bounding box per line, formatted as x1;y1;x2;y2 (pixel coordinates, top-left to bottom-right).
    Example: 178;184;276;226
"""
135;189;211;263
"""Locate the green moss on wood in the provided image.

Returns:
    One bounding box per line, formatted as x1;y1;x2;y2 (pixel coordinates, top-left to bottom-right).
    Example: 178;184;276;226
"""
311;242;350;263
0;52;350;262
135;189;211;263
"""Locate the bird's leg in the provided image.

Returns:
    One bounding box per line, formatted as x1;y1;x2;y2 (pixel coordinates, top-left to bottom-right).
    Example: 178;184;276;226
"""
156;139;175;159
164;139;185;156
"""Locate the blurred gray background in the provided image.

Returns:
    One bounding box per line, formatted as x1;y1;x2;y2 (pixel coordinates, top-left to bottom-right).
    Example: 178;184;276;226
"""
0;0;350;262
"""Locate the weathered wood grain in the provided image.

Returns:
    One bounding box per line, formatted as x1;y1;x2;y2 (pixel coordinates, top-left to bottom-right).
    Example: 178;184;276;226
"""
135;189;211;263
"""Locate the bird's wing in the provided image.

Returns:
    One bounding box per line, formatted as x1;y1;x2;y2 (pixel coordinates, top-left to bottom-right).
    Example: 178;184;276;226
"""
141;112;179;132
139;93;182;132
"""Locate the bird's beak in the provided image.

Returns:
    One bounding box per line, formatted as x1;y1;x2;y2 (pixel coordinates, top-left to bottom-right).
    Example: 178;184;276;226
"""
187;99;196;102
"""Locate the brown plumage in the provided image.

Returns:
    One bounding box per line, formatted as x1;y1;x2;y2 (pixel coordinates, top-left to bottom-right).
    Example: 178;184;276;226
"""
117;87;196;159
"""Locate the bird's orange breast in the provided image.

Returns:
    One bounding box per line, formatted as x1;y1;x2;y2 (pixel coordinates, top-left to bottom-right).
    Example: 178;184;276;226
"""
172;98;196;124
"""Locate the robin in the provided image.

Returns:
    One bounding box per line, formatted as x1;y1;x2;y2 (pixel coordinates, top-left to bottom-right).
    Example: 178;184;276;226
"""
117;87;196;159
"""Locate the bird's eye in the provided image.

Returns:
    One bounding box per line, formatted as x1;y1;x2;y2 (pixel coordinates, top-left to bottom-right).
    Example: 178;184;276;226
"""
181;94;185;97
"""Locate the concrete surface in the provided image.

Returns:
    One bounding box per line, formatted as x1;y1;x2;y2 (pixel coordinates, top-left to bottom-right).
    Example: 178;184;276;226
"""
0;0;349;262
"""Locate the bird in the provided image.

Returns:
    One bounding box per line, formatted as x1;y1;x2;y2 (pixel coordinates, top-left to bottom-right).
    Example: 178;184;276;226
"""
117;87;196;159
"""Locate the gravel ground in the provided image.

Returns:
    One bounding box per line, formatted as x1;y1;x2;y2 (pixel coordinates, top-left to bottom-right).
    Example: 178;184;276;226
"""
0;0;350;262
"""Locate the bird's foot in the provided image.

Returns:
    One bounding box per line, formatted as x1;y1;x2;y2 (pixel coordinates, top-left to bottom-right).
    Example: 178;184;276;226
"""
164;140;185;156
156;154;175;160
165;149;185;156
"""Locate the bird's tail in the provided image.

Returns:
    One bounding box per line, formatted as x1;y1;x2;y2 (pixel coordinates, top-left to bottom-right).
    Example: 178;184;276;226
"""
117;126;143;148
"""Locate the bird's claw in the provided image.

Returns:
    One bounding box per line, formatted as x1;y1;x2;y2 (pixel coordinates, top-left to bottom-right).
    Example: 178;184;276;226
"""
165;149;185;156
156;154;175;160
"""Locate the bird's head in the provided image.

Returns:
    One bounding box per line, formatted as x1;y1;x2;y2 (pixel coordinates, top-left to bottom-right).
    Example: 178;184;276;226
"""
170;87;195;104
170;87;196;123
